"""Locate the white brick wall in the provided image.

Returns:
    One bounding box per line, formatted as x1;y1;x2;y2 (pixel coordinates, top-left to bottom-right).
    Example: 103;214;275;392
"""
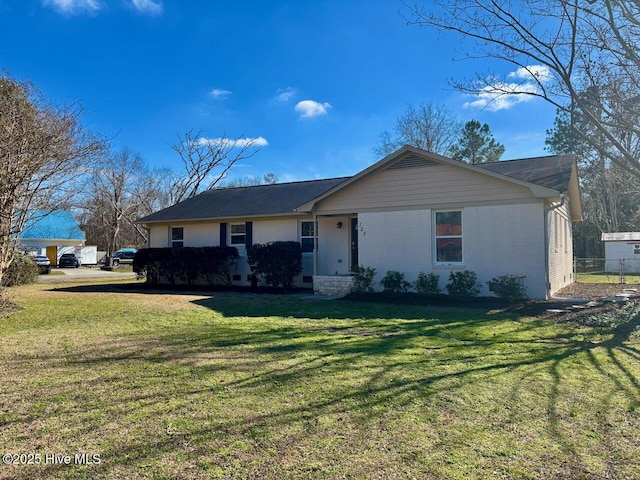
355;202;548;299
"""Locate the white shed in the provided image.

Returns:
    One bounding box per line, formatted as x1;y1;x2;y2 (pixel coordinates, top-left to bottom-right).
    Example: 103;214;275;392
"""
601;232;640;273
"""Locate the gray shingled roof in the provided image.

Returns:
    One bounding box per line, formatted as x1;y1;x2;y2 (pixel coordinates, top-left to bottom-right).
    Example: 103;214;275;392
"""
138;177;349;223
476;154;575;193
139;154;575;223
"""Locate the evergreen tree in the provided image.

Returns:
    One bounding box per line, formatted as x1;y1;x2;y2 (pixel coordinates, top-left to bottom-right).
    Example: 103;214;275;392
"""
449;120;505;164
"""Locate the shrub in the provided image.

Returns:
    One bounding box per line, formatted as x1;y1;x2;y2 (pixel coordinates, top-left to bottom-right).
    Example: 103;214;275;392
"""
414;272;440;295
381;270;411;293
351;265;376;293
247;241;302;289
446;270;481;297
488;274;527;302
133;247;239;286
2;251;39;287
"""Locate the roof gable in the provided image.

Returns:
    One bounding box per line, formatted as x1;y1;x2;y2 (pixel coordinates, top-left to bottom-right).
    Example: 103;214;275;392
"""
296;147;575;213
20;211;85;241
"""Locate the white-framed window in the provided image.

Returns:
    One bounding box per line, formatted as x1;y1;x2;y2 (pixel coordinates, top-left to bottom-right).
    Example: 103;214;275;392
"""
434;210;463;264
230;224;246;246
171;227;184;248
300;220;316;253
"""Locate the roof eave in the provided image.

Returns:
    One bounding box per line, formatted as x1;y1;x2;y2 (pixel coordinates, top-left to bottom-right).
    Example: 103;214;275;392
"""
136;211;312;225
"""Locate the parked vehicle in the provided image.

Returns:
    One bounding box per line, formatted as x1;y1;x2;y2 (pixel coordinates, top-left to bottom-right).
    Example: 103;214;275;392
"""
32;255;51;274
58;253;80;268
112;250;136;266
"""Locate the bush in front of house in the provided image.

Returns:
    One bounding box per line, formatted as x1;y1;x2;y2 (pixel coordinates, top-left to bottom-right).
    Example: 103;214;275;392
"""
133;247;239;286
2;251;40;287
446;270;481;298
414;272;441;295
351;265;377;293
247;241;302;289
381;270;411;293
488;274;528;302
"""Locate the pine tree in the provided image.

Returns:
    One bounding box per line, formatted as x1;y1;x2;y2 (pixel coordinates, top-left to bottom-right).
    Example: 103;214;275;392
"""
449;120;505;164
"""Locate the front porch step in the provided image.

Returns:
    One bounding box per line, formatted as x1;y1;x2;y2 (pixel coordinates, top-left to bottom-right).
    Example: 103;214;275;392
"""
313;275;354;297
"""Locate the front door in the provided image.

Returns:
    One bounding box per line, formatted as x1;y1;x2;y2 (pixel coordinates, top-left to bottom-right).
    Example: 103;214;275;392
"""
350;218;359;270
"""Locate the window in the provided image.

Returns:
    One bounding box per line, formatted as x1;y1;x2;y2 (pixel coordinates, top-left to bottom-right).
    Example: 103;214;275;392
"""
230;224;246;245
301;221;316;253
171;227;184;248
435;211;462;263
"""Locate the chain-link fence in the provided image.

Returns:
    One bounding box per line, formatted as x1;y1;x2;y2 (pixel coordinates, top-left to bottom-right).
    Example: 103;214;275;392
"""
574;258;640;284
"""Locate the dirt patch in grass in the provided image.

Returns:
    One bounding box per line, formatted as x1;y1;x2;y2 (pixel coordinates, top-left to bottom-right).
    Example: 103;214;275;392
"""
0;296;22;316
556;282;640;299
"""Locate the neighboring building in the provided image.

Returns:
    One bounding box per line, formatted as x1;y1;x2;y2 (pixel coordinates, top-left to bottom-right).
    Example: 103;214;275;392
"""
601;232;640;274
137;146;582;299
19;210;86;266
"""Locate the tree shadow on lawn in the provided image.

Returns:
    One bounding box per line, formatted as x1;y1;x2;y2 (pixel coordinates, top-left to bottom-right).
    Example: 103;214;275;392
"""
29;284;640;477
15;326;640;478
52;282;492;321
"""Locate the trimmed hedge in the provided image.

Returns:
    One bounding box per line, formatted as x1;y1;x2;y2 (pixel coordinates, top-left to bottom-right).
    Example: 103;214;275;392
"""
247;241;302;289
381;270;411;293
488;274;527;302
133;247;239;286
351;265;377;293
446;270;481;298
414;272;441;295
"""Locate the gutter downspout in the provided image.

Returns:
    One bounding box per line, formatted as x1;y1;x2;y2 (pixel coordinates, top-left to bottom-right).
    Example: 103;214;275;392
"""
543;194;568;299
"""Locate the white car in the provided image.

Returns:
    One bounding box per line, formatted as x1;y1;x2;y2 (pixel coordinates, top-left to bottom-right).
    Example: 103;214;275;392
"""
32;255;51;274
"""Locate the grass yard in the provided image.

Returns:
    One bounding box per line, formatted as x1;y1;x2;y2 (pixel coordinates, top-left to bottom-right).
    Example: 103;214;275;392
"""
1;281;640;479
576;272;640;285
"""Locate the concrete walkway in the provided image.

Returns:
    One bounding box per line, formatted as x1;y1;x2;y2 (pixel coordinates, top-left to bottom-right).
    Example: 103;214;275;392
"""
38;266;137;282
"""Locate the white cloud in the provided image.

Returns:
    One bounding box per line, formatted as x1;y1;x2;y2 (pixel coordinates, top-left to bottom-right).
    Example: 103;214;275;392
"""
465;65;552;111
209;88;232;99
464;82;539;111
129;0;163;15
196;136;269;148
42;0;102;15
274;87;296;103
507;65;552;82
295;100;331;118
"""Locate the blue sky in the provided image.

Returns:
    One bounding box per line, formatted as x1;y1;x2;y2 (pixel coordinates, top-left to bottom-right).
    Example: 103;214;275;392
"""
1;0;557;183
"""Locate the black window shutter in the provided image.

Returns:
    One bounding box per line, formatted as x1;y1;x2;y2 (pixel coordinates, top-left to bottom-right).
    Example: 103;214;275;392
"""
245;221;253;248
220;222;227;247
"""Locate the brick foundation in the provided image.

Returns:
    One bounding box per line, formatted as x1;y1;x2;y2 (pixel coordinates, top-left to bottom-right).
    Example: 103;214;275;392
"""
313;275;354;297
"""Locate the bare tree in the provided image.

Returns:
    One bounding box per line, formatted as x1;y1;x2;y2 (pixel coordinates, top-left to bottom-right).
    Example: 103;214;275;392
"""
402;0;640;176
0;74;105;286
218;172;279;188
547;104;640;236
375;102;462;156
168;130;263;204
83;148;151;253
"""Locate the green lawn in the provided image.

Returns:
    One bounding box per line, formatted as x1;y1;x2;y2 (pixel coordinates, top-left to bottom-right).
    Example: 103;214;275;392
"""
1;281;640;479
576;272;640;284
